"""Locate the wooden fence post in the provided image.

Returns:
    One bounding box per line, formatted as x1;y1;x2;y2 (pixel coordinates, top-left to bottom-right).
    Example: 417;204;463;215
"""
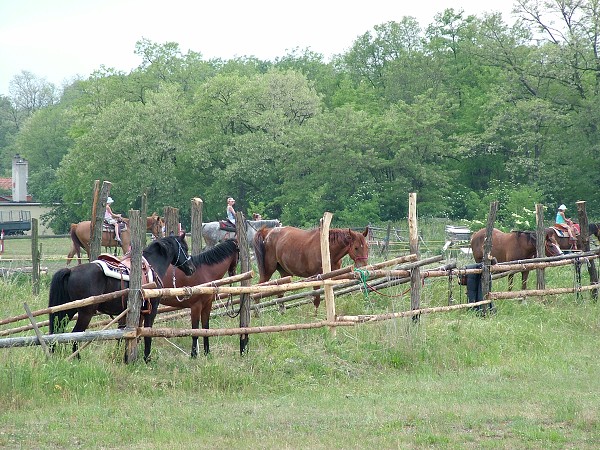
320;212;336;336
237;211;251;354
481;201;499;312
91;181;111;261
408;193;420;322
31;218;40;295
140;190;147;245
535;204;546;300
164;206;179;237
191;198;203;255
125;210;144;363
576;201;598;301
89;180;100;257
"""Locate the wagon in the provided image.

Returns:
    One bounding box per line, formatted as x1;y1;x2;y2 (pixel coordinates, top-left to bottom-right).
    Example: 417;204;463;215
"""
442;225;472;254
0;210;32;235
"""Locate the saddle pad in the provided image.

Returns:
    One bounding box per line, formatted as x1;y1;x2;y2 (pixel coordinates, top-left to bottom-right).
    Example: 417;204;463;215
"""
94;259;130;281
219;220;236;232
551;226;569;238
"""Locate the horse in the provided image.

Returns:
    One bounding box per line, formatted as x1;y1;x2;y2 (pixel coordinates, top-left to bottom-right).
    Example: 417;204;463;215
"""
49;234;196;362
470;228;562;291
66;214;165;265
551;223;600;251
160;238;239;357
201;219;281;247
253;226;369;308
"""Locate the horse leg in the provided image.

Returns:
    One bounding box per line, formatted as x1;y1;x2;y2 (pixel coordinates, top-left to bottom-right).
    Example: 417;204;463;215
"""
201;303;211;356
141;301;159;363
521;270;529;291
70;307;95;357
190;303;201;358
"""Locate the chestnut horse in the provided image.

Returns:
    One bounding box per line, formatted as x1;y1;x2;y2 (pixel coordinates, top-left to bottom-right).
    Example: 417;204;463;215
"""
253;226;369;308
49;235;196;362
67;213;165;265
160;239;239;356
470;228;562;290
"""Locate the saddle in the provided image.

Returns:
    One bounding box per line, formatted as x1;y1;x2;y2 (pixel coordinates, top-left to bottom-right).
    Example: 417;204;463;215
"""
552;224;580;238
219;220;236;232
93;254;157;314
103;220;127;234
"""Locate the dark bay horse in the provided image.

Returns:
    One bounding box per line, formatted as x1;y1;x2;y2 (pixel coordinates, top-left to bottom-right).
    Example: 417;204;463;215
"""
160;239;239;356
67;214;165;265
470;228;562;290
49;235;195;362
253;226;369;308
552;223;600;251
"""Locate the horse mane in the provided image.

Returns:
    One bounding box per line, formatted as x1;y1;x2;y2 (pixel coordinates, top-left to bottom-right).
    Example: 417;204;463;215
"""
512;230;537;246
329;228;354;245
192;239;238;267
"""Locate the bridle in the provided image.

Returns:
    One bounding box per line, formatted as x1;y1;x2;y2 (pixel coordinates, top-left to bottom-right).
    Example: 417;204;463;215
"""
172;238;192;269
348;240;369;264
171;238;194;302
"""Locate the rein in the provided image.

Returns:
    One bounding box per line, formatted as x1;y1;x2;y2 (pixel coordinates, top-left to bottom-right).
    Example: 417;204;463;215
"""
170;239;194;302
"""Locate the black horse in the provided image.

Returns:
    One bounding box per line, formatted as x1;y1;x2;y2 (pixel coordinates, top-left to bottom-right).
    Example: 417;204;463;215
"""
49;234;195;362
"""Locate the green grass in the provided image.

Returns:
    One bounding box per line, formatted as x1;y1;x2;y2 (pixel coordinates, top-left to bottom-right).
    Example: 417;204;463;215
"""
0;236;599;448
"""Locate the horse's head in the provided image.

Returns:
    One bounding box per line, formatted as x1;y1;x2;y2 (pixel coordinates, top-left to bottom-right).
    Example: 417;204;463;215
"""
345;227;369;267
171;235;196;276
148;213;165;239
544;228;563;257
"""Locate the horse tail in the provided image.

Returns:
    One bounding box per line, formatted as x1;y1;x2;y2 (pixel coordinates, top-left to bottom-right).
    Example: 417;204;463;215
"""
69;224;85;264
48;268;72;335
253;227;269;276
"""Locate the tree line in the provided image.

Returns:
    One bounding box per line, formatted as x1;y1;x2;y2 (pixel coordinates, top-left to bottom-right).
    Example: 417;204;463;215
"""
0;2;599;233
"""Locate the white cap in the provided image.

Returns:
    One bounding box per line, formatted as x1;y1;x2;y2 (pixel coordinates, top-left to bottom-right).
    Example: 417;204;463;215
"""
558;204;566;210
107;197;114;204
227;197;235;202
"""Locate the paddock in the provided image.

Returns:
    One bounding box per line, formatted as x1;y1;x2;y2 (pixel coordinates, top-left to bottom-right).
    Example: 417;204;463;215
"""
0;196;599;362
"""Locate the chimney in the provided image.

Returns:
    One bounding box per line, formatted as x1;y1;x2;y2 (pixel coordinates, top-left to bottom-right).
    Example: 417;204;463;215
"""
12;154;28;202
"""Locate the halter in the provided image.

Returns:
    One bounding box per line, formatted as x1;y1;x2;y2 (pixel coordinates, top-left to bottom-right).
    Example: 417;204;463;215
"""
171;239;193;302
173;238;192;269
348;242;369;263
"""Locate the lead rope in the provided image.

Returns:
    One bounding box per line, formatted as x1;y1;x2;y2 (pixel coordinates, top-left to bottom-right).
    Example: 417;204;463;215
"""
354;268;370;301
573;256;582;301
172;266;193;302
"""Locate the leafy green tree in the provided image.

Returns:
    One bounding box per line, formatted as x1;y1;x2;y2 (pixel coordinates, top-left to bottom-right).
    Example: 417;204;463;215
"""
57;84;192;220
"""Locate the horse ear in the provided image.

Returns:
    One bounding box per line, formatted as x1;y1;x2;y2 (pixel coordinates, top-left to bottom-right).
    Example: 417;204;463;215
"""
362;227;369;237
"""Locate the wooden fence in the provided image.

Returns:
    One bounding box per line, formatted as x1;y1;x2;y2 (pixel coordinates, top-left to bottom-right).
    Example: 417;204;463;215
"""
1;196;599;361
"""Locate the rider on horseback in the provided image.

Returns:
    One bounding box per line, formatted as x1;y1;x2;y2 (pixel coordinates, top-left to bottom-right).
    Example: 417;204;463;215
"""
104;197;123;243
555;204;577;250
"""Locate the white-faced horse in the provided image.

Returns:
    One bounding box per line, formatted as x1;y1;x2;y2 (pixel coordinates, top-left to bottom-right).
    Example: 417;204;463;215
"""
201;219;281;247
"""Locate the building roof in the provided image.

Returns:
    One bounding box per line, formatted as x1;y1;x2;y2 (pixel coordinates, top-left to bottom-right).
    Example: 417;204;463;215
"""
0;178;11;190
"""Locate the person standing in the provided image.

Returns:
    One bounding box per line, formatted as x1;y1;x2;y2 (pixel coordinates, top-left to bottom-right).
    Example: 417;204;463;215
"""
226;197;236;225
105;196;122;243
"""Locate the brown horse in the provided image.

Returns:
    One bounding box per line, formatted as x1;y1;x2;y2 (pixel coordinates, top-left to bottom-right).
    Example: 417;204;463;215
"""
160;239;239;356
67;214;165;265
470;228;562;290
551;223;600;251
253;226;369;308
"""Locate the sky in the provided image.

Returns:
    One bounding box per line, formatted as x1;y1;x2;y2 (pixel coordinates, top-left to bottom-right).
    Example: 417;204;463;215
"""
0;0;517;96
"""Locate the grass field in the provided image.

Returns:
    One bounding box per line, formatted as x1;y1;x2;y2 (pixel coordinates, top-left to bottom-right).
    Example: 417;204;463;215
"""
0;234;599;448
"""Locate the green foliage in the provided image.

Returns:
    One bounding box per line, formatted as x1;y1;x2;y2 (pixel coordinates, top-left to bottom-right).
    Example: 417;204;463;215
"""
4;2;600;228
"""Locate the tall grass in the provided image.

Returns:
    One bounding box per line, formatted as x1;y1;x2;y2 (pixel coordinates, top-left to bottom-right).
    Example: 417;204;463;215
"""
0;235;599;448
